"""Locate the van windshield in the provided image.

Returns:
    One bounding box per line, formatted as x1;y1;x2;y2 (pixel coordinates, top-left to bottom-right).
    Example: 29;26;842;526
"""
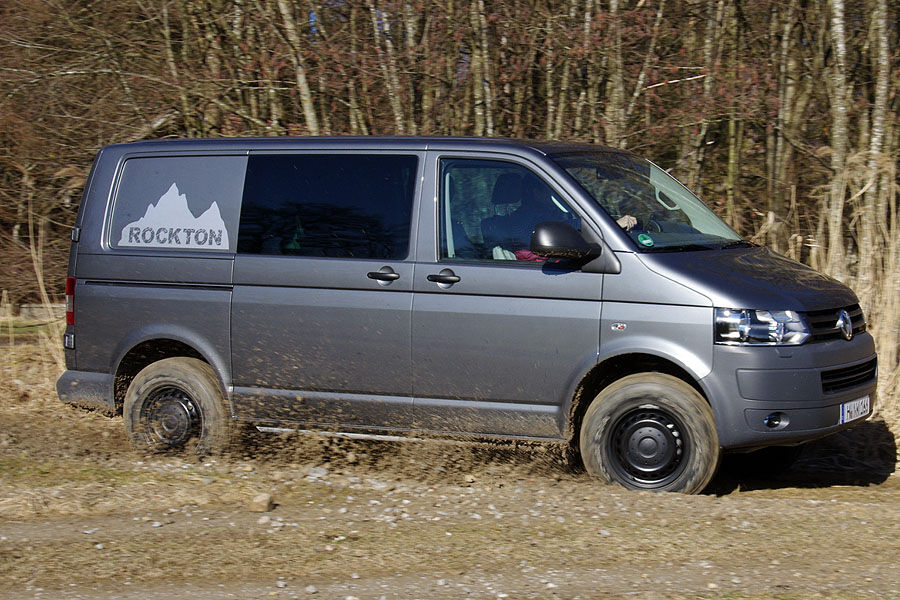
552;152;747;252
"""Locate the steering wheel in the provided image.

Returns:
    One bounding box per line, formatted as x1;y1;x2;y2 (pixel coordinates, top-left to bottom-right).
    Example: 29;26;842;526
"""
644;218;663;233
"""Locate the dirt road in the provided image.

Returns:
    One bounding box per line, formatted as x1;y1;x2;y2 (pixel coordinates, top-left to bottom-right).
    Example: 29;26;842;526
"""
2;361;900;599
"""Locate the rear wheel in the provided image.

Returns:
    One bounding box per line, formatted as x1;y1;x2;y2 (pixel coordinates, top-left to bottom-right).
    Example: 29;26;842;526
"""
580;373;720;494
124;357;236;454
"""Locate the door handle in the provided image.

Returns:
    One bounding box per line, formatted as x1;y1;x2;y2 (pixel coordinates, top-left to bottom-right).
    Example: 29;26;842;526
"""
367;267;400;284
367;271;400;281
426;269;460;285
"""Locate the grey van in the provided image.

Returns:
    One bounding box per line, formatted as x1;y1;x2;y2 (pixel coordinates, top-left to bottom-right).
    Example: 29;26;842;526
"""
57;137;877;493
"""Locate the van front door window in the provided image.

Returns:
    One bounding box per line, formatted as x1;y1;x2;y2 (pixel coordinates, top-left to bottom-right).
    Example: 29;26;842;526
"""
439;159;580;262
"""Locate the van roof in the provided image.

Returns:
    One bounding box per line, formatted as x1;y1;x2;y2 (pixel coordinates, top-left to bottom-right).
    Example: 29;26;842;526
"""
102;136;629;159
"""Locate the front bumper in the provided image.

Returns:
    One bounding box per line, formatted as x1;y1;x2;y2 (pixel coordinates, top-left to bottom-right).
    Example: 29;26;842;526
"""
701;333;877;449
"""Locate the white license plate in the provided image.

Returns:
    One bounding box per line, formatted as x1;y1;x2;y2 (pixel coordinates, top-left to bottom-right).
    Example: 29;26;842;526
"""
839;395;870;425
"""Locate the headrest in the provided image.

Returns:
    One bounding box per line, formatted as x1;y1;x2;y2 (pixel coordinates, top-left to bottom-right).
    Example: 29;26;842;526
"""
491;173;523;205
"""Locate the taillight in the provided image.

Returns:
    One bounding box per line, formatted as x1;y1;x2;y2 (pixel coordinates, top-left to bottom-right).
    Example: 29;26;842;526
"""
65;277;75;325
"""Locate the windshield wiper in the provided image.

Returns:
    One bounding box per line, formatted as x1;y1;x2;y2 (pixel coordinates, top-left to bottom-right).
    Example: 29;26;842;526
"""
644;243;716;252
719;240;755;249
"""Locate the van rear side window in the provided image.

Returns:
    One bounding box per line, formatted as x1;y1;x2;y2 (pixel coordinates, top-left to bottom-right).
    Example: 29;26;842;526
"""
237;154;418;259
110;155;246;252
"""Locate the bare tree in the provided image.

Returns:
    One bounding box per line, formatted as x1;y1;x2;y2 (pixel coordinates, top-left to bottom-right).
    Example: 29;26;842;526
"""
824;0;851;280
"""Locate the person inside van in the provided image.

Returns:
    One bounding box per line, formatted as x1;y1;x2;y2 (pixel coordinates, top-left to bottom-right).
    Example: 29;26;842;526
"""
481;173;578;261
481;172;639;259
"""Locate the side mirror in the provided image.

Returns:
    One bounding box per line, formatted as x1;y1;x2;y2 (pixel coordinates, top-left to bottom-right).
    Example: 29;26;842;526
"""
530;221;598;261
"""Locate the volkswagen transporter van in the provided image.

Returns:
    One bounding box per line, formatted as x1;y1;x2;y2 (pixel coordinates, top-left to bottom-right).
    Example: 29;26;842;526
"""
57;137;877;493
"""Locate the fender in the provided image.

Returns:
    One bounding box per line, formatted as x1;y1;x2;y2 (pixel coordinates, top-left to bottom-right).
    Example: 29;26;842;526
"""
555;348;603;435
112;324;232;400
598;333;713;382
560;314;715;441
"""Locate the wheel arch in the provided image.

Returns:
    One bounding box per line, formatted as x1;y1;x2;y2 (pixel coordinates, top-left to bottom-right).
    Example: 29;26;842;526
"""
113;332;229;414
564;352;709;453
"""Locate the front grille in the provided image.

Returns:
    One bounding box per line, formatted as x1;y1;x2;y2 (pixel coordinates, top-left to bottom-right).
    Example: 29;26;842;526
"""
821;358;877;394
806;304;867;342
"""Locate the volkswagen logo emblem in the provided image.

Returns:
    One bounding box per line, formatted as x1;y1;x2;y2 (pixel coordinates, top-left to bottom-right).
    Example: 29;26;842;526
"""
836;309;853;341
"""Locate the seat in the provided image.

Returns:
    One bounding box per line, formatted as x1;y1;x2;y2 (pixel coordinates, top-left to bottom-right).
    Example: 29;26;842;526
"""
480;174;525;258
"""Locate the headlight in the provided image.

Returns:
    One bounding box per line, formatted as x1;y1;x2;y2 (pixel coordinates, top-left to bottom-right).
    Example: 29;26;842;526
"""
714;308;810;346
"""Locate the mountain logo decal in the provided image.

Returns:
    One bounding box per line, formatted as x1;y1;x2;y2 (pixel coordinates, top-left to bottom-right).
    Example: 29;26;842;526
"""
118;183;229;249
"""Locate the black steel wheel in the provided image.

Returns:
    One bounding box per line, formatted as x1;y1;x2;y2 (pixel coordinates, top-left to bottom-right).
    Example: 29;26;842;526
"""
580;373;720;494
607;405;688;488
124;357;235;454
141;386;203;448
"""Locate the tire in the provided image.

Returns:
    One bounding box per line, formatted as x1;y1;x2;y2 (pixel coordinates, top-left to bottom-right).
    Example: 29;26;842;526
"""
579;373;720;494
124;357;236;455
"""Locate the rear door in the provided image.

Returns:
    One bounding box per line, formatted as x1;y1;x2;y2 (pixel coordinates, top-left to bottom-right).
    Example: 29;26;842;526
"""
231;152;422;428
410;153;604;438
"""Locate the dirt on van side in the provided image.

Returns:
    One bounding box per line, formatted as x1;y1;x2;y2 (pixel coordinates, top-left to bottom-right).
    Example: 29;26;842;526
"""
2;342;900;600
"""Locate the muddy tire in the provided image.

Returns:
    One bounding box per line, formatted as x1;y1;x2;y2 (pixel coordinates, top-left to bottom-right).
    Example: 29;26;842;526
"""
580;373;720;494
124;357;236;455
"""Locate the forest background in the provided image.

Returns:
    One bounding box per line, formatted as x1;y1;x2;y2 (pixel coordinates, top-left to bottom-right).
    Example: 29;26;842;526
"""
1;0;898;424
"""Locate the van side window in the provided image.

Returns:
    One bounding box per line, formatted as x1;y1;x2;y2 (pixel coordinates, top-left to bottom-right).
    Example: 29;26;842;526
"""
110;156;246;252
439;159;580;262
238;154;418;259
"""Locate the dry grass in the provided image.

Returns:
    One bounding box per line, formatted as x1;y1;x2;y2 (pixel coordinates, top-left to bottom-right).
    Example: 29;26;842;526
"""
826;152;899;425
0;318;64;397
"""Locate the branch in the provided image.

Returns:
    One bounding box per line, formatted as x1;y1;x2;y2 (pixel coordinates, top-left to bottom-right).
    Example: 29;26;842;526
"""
643;73;707;91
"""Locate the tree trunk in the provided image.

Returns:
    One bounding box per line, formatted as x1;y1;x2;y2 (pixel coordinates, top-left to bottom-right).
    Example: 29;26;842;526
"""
366;0;406;134
857;0;889;299
275;0;321;135
768;2;798;252
471;0;495;136
824;0;850;281
348;6;370;135
162;3;196;136
604;0;626;147
725;115;743;230
625;0;666;124
684;0;725;196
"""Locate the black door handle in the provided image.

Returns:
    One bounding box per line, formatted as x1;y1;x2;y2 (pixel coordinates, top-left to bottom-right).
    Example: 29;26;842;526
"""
426;269;461;284
368;271;400;281
367;270;401;282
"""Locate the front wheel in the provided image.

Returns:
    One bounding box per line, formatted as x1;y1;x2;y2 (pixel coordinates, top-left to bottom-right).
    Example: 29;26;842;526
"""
580;373;720;494
124;357;236;455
